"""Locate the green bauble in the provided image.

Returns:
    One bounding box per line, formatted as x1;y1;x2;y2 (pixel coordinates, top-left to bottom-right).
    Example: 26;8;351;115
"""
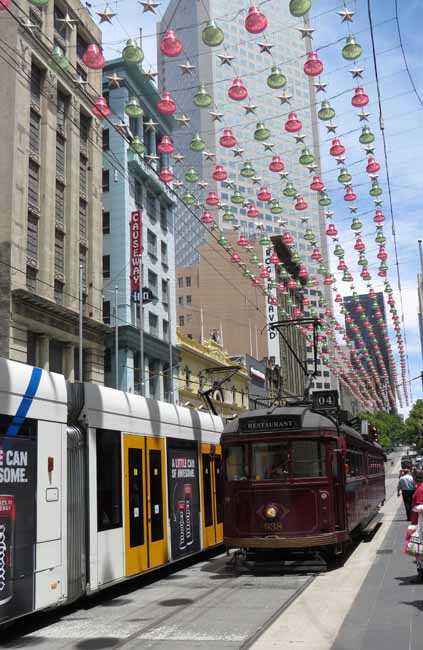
267;66;287;89
289;0;312;17
129;136;145;154
202;20;224;47
122;39;144;64
342;35;362;61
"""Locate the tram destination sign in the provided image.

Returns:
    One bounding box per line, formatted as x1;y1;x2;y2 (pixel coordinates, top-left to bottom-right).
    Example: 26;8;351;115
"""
312;390;339;411
240;415;302;433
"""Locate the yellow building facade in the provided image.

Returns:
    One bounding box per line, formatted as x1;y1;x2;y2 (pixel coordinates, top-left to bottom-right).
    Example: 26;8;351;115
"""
177;332;249;416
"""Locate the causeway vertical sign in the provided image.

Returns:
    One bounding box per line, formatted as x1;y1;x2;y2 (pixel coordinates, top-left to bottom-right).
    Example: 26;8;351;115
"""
265;245;280;361
130;210;142;303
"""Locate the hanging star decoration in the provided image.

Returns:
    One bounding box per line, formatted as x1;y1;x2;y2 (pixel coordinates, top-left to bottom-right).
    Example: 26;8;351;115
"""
300;216;310;224
197;181;208;189
324;210;334;218
172;180;184;189
279;172;289;180
178;61;196;75
243;102;257;115
74;74;88;85
232;147;244;157
139;0;160;13
252;176;262;185
338;8;354;22
278;218;289;227
114;121;128;133
277;92;292;105
21;19;41;30
258;41;274;54
203;151;215;161
335;156;346;165
364;145;375;155
263;143;275;152
349;205;358;213
217;54;234;66
369;174;379;182
175;114;190;127
173;153;185;163
56;11;79;29
297;27;315;39
307;163;318;173
358;110;370;122
374;199;383;207
294;134;306;144
232;224;241;232
144;68;158;82
350;67;364;79
326;123;337;134
314;80;327;93
107;72;123;88
145;118;159;131
145;153;160;163
209;111;224;122
97;5;116;23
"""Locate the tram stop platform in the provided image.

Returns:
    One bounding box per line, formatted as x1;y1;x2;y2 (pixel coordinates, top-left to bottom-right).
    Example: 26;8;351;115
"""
251;464;423;650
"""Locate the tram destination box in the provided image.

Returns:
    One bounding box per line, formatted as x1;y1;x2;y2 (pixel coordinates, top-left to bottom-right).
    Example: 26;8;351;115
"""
240;414;302;433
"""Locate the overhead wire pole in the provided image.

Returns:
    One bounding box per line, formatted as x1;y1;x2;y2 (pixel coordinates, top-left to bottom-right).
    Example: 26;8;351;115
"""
79;264;83;382
115;285;119;390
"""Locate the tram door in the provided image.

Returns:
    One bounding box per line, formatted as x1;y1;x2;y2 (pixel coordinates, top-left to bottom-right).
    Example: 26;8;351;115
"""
331;442;346;531
124;435;168;577
200;443;223;547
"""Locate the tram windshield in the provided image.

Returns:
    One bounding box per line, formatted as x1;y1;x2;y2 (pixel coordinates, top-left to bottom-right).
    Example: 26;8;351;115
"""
252;442;289;481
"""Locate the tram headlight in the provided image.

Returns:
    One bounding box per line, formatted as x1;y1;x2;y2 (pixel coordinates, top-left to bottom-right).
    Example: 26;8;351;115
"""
264;505;278;519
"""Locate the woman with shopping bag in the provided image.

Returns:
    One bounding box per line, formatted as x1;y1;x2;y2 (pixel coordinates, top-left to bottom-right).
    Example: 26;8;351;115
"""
404;471;423;579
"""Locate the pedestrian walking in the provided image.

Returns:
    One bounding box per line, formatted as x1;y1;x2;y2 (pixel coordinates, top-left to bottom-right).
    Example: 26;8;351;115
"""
397;469;416;520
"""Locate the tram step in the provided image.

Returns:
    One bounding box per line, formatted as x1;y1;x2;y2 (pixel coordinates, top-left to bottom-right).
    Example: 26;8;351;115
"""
362;512;383;538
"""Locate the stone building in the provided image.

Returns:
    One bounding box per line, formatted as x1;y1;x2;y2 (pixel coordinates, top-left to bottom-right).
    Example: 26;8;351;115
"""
0;0;106;381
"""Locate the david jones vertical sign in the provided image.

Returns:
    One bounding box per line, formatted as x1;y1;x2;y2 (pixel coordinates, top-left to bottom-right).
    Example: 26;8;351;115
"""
130;210;142;303
265;246;281;360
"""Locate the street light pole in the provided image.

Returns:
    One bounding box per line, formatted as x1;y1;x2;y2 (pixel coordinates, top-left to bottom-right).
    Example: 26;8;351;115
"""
137;254;144;396
79;263;83;382
115;285;119;390
166;277;174;404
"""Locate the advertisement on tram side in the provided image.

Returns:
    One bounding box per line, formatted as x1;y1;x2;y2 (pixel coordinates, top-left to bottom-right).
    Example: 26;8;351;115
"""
166;438;201;559
0;420;37;623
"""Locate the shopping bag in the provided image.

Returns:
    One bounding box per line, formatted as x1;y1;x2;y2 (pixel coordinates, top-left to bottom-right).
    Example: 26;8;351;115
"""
404;525;417;555
405;512;423;557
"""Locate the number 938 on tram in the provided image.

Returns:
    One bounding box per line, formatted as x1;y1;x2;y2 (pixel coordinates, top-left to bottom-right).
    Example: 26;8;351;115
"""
221;406;385;557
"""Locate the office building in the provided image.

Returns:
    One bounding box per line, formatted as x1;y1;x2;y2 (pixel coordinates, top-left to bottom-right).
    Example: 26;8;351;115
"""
0;0;106;381
102;59;178;400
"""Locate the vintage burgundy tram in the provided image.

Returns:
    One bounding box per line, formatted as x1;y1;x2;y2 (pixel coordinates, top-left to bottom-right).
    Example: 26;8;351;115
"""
222;406;385;557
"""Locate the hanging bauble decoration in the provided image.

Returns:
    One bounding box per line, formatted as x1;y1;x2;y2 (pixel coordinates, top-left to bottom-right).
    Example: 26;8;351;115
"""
157;91;176;114
354;237;365;252
337;168;352;185
245;6;268;33
335;294;343;303
287;277;297;289
299;148;314;165
310;176;324;191
212;165;227;181
125;96;144;117
299;266;309;279
368;288;376;298
358;253;368;267
230;252;241;264
295;195;308;210
277;282;286;293
334;243;344;256
304;52;323;77
250;254;260;265
318;191;331;206
289;0;311;17
189;133;206;152
82;44;105;70
359;126;375;144
374;209;385;223
237;233;249;247
49;45;70;72
304;229;316;242
240;160;256;177
290;251;301;263
351;217;362;231
324;275;334;286
228;78;248;101
270;200;283;214
91;96;111;118
220;129;237;148
329;138;345;157
366;157;380;174
201;210;214;225
352;86;369;107
218;234;229;247
185;167;199;183
122;39;144;64
0;0;9;8
342;270;353;282
269;251;280;265
159;167;173;183
160;30;184;57
182;192;195;205
252;278;261;287
375;229;386;245
369;180;382;197
342;35;362;60
311;248;321;260
267;66;287;89
193;84;212;107
202;20;224;47
344;187;357;201
28;0;48;4
157;135;174;155
254;122;271;141
285;112;302;132
206;191;219;206
270;296;279;306
326;223;337;237
247;204;260;219
129;136;145;154
282;231;294;245
283;182;297;197
318;100;336;121
231;190;245;204
259;234;271;246
257;186;271;202
269;156;284;172
223;208;234;222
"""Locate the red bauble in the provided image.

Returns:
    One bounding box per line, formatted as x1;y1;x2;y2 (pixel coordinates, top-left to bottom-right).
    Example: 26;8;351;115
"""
304;51;323;77
219;129;237;148
247;204;260;219
326;223;337;237
269;251;280;264
157;92;176;114
377;246;388;260
282;231;293;245
285;112;302;133
277;282;286;293
228;78;248;101
366;157;380;174
329;138;345;157
237;234;249;247
310;176;324;191
288;277;297;289
335;294;343;303
270;296;278;306
157;135;174;154
92;96;111;118
269;155;284;172
252;278;261;287
311;248;321;260
260;267;270;279
82;44;105;70
245;6;268;33
230;252;241;264
298;266;308;279
344;187;356;201
374;209;385;223
352;86;369;107
354;237;365;252
212;165;227;181
159;167;173;183
295;195;307;210
160;30;184;57
206;191;219;206
257;186;271;202
201;210;214;224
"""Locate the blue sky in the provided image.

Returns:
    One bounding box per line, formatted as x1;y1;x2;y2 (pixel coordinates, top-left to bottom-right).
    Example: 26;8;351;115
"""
97;0;423;416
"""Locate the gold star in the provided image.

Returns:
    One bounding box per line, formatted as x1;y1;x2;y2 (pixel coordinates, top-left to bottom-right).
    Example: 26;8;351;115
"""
139;0;160;13
217;54;234;66
145;118;158;131
279;172;288;180
175;114;190;127
144;68;158;82
258;41;274;54
56;11;78;30
326;123;337;134
145;153;160;163
335;156;346;165
307;163;318;172
173;153;185;163
203;151;215;161
252;176;262;185
364;145;375;155
297;27;315;39
243;103;257;115
358;110;370;122
349;206;358;213
107;72;123;88
374;199;383;207
97;6;116;23
233;147;244;157
197;181;208;189
350;67;364;79
209;111;224;122
178;61;196;75
172;180;184;189
263;143;274;152
294;134;306;144
277;92;292;105
338;8;354;22
313;81;327;93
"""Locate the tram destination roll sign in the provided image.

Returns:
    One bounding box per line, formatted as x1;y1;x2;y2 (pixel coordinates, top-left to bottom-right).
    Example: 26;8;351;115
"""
240;415;302;433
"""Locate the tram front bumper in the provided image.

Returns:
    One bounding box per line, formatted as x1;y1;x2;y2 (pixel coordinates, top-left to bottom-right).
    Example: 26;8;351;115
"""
224;532;339;549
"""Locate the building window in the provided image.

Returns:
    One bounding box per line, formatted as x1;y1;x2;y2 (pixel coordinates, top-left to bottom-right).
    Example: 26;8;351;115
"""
96;429;122;532
79;199;87;240
30;62;42;107
54;280;64;304
103;255;110;278
29;109;40;154
186;295;192;304
28;159;39;208
76;63;87;83
54;4;66;37
185;276;191;287
147;191;156;220
148;269;158;293
162;279;168;305
160;204;168;230
54;182;65;226
103;300;110;325
54;230;64;275
102;169;109;192
57;91;67;131
147;229;157;258
76;33;88;60
26;266;37;292
29;10;42;37
80;112;90;145
163;320;169;342
79;248;87;291
56;135;65;178
102;128;109;151
27;215;38;261
178;277;183;288
149;312;158;337
178;296;183;305
80;154;87;194
179;315;185;327
103;211;110;234
49;339;63;374
161;241;168;266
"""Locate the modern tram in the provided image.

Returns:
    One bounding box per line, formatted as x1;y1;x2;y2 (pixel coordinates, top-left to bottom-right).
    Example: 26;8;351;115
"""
0;358;224;626
222;406;386;558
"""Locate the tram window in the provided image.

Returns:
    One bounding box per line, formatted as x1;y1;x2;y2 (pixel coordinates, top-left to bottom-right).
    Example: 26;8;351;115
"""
346;449;364;478
292;440;325;478
252;442;289;481
96;429;122;531
225;446;248;481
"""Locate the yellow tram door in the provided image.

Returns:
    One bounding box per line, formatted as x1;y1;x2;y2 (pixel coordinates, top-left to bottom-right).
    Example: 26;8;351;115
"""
124;434;148;576
146;437;168;568
201;444;223;547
